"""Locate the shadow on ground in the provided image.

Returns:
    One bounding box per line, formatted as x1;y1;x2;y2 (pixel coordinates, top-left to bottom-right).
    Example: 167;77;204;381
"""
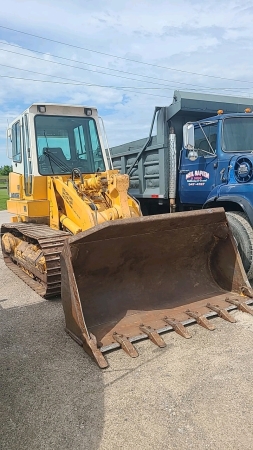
0;299;104;450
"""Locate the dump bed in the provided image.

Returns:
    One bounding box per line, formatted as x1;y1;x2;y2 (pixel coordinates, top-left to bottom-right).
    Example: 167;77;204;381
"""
110;90;253;200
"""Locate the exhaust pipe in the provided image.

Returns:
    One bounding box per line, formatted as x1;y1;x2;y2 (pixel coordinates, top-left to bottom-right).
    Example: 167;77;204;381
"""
168;126;177;213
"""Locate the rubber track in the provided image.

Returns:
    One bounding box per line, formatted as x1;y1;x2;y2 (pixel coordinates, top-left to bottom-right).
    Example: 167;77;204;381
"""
1;223;70;298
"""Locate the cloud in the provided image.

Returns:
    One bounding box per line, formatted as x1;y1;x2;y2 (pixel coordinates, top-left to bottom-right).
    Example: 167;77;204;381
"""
0;0;253;164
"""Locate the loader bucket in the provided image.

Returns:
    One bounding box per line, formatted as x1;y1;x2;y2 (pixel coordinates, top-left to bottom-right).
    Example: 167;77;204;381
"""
61;208;253;368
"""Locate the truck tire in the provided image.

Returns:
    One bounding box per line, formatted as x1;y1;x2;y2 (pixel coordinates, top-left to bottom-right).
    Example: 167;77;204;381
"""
226;211;253;280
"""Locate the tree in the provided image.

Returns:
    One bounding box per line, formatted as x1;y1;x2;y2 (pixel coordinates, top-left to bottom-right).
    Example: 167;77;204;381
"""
0;165;12;176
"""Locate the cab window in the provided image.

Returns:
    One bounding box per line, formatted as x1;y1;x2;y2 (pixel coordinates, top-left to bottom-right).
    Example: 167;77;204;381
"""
12;121;22;163
192;123;218;158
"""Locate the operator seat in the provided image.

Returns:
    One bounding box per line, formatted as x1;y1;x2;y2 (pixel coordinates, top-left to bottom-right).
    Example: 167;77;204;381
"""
42;147;68;173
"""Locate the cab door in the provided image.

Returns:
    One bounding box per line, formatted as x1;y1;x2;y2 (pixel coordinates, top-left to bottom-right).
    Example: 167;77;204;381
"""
22;114;33;196
179;122;218;205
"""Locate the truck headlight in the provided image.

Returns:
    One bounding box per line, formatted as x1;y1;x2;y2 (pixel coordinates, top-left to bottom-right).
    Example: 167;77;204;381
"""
234;157;253;183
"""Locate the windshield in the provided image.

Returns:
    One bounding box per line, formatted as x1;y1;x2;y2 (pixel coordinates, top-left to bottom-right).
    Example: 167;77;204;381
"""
35;115;105;175
222;117;253;152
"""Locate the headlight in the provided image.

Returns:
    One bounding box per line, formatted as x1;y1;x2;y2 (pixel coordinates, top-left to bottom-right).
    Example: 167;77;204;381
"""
234;157;253;183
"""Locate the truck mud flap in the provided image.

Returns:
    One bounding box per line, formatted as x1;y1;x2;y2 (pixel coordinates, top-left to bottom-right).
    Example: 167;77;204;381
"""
60;208;253;368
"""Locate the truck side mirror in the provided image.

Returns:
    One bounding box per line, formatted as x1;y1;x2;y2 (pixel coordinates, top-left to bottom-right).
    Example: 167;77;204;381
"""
183;123;194;151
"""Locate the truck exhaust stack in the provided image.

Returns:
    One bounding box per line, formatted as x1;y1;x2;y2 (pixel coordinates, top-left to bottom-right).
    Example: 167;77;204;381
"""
61;208;253;368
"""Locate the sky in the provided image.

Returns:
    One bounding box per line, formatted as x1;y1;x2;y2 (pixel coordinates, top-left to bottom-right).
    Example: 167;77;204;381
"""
1;0;253;165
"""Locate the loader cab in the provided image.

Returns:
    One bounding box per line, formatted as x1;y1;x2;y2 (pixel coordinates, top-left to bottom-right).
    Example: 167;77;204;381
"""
7;104;111;198
34;111;107;175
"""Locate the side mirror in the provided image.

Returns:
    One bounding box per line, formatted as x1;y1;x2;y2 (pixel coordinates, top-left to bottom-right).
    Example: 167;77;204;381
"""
6;128;12;159
7;128;12;141
183;123;194;150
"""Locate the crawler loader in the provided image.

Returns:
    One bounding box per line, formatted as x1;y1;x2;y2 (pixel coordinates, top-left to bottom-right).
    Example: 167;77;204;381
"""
2;103;253;368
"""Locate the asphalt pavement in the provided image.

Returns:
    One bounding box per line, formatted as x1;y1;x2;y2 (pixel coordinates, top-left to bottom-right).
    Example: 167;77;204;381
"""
1;210;253;450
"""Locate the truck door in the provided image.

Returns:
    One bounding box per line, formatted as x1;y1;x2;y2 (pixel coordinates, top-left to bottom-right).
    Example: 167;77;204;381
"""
179;122;218;205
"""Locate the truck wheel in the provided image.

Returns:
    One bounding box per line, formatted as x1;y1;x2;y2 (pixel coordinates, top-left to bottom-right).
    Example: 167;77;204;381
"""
226;211;253;280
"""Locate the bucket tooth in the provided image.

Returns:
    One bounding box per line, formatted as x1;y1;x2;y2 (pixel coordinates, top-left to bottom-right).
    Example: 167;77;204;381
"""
113;332;139;358
206;303;236;323
163;317;192;339
139;324;166;348
225;298;253;315
84;335;109;369
65;328;108;369
185;309;216;331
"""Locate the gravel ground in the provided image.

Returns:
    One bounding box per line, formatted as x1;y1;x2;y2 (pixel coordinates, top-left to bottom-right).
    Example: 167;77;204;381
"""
1;210;253;450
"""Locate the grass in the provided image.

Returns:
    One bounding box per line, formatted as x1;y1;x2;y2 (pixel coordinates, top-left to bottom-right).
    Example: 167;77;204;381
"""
0;176;8;210
0;188;8;210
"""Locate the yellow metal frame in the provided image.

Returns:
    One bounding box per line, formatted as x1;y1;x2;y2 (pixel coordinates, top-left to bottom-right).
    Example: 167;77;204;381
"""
7;199;49;217
7;170;141;233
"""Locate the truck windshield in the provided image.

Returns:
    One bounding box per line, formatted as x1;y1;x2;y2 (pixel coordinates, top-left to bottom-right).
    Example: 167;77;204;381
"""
222;117;253;152
34;115;106;175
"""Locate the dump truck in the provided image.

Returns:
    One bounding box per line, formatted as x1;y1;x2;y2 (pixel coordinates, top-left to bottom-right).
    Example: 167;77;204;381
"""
110;90;253;280
1;102;253;368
